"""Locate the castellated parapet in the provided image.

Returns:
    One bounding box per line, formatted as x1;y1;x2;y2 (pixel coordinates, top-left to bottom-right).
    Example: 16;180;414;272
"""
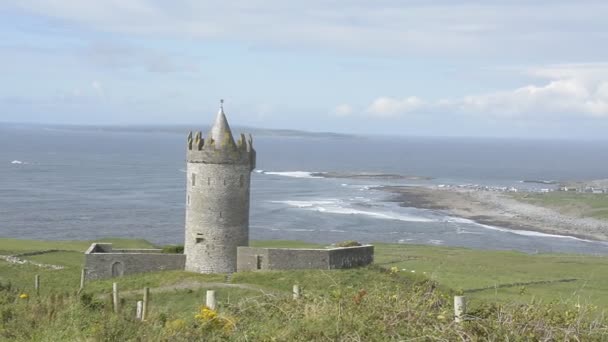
184;104;256;273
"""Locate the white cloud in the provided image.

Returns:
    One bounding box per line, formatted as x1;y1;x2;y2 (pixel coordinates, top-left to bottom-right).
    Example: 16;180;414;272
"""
332;104;353;117
366;96;425;118
7;1;608;58
362;64;608;119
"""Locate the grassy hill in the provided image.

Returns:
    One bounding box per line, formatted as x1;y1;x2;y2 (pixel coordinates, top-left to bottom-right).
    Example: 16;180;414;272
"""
1;238;607;340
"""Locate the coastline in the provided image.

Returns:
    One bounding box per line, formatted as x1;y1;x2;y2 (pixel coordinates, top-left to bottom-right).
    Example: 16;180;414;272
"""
376;185;608;242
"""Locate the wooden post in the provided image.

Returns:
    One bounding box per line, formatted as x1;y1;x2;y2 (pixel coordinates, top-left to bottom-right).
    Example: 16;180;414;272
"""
34;274;40;295
136;301;143;320
112;283;120;313
141;287;150;321
206;290;216;310
293;284;300;300
80;269;86;290
454;296;466;323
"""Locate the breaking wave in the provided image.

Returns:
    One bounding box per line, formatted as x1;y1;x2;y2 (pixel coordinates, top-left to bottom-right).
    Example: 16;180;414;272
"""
270;199;435;223
262;171;323;179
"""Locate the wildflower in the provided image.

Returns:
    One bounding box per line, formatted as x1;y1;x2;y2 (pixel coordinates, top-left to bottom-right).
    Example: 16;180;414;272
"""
195;306;218;322
390;266;399;274
411;270;416;273
19;293;28;299
437;314;446;320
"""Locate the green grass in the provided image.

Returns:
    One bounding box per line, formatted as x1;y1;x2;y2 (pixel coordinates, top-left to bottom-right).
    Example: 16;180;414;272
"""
511;192;608;220
1;238;607;340
0;238;153;255
2;238;608;309
375;243;608;308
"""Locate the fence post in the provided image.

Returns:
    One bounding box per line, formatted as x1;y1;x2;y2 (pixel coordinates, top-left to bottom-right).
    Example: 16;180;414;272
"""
293;284;300;299
454;296;466;323
112;283;120;313
136;301;143;320
206;290;216;310
35;274;40;295
80;269;86;290
142;287;150;321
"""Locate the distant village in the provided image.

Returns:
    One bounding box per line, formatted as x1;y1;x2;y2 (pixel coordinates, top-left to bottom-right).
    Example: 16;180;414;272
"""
437;181;608;194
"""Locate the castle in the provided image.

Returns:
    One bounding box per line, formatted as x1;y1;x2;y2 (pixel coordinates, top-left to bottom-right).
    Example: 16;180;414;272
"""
84;102;373;279
184;100;256;273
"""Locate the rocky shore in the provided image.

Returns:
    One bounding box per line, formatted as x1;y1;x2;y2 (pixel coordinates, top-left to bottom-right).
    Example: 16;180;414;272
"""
377;186;608;242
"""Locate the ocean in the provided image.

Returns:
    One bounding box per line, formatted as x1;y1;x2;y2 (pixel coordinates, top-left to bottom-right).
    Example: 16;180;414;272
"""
1;124;608;255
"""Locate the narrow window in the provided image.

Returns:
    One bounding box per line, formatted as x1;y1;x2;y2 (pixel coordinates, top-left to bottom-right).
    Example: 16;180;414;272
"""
219;211;223;218
223;179;226;186
207;177;210;185
187;195;190;205
239;175;244;187
191;173;196;186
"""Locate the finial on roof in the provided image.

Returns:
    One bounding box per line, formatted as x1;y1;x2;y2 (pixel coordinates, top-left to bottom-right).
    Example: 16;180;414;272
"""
220;99;224;112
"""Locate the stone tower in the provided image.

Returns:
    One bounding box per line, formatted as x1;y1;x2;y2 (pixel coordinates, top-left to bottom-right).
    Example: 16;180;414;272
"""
184;101;256;273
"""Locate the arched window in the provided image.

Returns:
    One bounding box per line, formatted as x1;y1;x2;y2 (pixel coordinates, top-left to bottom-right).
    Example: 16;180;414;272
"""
111;261;124;277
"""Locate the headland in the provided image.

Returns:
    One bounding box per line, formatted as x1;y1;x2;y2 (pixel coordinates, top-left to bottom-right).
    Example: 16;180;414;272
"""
377;185;608;242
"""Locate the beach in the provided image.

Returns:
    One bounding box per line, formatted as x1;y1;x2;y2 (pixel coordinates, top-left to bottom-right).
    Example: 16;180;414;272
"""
378;186;608;242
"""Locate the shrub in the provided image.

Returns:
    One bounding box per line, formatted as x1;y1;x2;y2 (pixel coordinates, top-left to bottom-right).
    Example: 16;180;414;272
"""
334;240;362;247
161;245;184;254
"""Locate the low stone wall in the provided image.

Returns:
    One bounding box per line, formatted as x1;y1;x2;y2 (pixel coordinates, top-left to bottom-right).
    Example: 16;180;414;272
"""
84;243;186;280
236;245;374;272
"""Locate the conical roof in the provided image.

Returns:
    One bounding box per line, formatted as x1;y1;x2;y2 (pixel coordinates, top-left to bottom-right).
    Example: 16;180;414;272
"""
208;100;236;148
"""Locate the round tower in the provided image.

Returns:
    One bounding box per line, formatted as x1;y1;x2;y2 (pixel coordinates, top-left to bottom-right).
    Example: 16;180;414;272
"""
184;101;256;273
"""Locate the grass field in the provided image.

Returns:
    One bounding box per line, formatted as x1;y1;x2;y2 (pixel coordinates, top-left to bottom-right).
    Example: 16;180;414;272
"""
1;238;607;308
1;238;607;340
511;192;608;220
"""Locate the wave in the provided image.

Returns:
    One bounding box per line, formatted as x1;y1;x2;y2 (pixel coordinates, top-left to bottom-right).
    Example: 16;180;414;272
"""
271;199;435;223
445;215;603;243
11;160;24;164
262;171;324;179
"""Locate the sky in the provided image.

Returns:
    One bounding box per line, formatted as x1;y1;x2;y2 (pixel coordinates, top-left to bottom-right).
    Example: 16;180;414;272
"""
1;1;608;138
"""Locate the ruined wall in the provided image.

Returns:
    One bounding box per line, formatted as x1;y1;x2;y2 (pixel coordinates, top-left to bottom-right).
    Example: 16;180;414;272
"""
329;245;374;269
236;245;374;272
84;243;185;280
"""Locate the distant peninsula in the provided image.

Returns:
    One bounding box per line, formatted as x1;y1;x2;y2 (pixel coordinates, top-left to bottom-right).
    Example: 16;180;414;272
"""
0;122;356;139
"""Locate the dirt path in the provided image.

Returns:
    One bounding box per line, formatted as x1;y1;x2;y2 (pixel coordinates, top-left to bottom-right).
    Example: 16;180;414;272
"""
105;280;284;298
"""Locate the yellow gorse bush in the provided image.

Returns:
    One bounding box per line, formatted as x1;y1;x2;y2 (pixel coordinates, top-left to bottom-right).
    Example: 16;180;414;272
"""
195;306;218;321
19;293;28;299
194;306;236;334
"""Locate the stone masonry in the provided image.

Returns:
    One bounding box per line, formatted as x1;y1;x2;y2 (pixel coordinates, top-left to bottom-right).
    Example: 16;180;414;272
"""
236;245;374;272
84;243;185;280
184;102;256;273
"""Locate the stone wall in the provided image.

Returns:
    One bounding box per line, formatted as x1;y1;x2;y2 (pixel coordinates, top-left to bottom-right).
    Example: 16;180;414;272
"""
236;245;374;272
84;243;186;280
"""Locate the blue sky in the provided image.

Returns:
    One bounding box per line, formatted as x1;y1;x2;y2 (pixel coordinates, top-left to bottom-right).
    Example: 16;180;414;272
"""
2;1;608;138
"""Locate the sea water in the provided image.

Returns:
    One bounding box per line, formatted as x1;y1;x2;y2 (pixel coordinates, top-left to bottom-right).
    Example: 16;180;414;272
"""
1;124;608;255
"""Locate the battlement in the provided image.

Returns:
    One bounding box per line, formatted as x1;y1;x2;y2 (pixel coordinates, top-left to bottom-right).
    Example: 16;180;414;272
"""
186;131;256;168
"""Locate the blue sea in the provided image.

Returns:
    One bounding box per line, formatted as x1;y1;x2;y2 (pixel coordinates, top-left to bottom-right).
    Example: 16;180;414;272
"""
1;124;608;255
